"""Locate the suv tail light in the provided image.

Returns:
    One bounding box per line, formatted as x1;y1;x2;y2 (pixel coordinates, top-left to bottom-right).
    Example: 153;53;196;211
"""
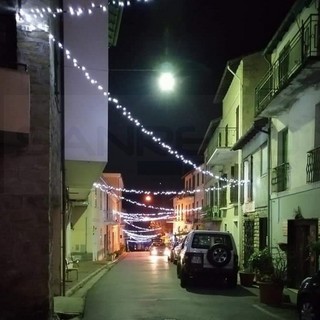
233;253;238;268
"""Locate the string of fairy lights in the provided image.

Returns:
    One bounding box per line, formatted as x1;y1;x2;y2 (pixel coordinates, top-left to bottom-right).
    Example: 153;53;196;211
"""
16;1;151;31
50;32;244;185
15;1;247;242
15;3;246;186
99;182;238;195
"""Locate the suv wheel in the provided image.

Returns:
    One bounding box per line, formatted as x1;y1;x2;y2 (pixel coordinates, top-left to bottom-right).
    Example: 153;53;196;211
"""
180;269;189;288
299;299;317;320
206;243;231;267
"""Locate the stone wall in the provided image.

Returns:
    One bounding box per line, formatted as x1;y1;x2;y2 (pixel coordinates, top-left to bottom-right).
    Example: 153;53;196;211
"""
0;1;62;318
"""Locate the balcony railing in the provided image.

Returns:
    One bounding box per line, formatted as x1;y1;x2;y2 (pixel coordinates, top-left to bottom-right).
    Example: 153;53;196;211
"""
272;163;289;192
206;127;237;160
306;147;320;183
255;14;319;116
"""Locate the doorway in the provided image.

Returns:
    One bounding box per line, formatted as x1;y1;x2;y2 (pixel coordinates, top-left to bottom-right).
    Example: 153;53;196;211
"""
287;219;318;288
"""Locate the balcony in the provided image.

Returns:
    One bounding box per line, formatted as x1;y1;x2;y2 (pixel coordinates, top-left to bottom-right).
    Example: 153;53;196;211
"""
205;127;238;165
0;67;30;144
272;163;289;192
255;14;320;117
306;147;320;183
104;213;119;225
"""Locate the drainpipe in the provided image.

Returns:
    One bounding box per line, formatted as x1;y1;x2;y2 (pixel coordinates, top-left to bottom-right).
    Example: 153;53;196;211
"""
262;52;272;249
267;119;272;248
227;64;243;260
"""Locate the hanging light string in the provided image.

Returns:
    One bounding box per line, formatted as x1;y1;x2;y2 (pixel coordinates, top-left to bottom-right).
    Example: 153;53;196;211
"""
17;0;151;20
123;230;160;242
121;213;175;221
16;21;246;186
102;181;241;196
123;223;162;232
115;210;174;217
93;182;201;214
16;15;247;186
15;1;152;31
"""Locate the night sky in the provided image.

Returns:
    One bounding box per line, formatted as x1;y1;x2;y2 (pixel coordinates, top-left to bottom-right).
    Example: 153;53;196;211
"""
106;0;295;210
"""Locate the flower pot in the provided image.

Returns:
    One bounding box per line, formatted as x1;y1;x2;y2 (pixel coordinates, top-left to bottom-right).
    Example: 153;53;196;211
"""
258;281;284;306
239;271;255;287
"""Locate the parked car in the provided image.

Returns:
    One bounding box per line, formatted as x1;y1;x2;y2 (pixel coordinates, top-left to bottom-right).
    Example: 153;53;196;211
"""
297;271;320;320
149;242;170;257
176;230;239;288
169;238;186;264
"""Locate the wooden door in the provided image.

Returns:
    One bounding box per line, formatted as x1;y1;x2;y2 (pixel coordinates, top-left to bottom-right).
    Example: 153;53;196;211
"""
287;219;318;288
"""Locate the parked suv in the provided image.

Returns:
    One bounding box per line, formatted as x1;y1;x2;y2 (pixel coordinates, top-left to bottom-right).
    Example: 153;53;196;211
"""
297;271;320;320
176;230;239;288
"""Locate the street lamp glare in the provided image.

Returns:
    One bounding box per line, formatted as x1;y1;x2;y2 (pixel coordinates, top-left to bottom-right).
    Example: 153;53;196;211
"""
158;72;175;92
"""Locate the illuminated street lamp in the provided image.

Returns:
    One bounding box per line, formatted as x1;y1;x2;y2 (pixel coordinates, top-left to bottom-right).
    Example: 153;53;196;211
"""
158;72;175;92
110;63;176;92
145;195;152;202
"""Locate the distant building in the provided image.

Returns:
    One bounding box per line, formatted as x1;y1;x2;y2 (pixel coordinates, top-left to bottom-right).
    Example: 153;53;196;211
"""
172;165;205;236
69;173;124;261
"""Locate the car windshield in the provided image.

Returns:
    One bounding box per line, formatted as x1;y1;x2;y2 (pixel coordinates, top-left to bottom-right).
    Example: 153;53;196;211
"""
191;233;232;250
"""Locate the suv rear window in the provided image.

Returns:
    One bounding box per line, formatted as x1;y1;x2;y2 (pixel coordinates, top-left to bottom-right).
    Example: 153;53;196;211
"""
151;243;166;247
191;233;232;250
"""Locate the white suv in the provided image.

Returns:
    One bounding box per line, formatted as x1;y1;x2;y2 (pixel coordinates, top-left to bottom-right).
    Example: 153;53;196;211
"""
176;230;239;288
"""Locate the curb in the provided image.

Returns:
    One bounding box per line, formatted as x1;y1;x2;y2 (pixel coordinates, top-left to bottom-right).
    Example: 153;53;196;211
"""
66;252;128;297
66;264;108;297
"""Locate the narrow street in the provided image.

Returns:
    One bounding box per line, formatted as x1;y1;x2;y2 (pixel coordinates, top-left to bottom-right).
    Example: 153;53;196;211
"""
82;252;298;320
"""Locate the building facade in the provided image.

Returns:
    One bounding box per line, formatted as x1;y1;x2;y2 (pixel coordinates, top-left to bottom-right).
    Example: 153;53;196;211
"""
68;173;124;261
172;166;205;236
200;52;269;256
0;1;62;318
0;0;119;317
254;0;320;288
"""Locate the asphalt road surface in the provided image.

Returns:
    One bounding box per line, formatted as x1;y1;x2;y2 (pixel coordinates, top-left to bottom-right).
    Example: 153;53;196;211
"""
82;251;298;320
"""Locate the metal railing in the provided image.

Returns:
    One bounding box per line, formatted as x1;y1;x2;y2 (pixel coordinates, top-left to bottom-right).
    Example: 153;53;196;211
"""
272;163;290;192
255;14;319;116
206;127;237;161
306;147;320;183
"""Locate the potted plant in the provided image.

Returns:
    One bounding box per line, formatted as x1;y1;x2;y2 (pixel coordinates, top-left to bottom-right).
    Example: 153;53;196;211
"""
253;246;287;306
248;247;274;281
239;260;255;287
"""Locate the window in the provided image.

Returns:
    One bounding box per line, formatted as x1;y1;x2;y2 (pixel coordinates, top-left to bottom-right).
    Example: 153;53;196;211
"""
225;124;229;147
261;144;268;176
191;233;232;250
243;158;253;202
0;13;17;69
278;128;288;165
236;106;239;141
315;104;320;147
